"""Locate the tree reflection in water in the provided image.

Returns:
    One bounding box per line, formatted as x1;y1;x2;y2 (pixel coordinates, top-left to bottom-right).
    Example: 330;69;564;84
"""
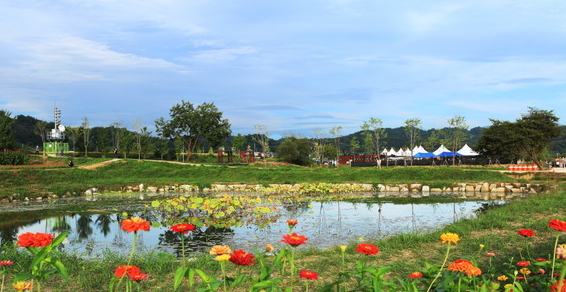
95;215;112;237
76;215;93;240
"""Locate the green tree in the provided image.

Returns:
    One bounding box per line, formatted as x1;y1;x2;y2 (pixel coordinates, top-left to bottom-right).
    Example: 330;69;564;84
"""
155;101;231;162
81;117;92;157
95;127;110;157
120;128;134;159
350;136;360;155
476;120;522;163
404;118;422;166
232;134;247;152
66;126;80;153
361;118;386;167
0;110;14;150
329;126;343;167
516;108;562;168
276;136;312;166
447;116;468;165
34;120;47;145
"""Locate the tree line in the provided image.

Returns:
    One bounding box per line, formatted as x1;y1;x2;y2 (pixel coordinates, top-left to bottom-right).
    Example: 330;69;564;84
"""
0;104;564;167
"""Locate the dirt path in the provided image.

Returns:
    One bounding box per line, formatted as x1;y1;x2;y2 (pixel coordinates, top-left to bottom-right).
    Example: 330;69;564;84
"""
78;158;122;170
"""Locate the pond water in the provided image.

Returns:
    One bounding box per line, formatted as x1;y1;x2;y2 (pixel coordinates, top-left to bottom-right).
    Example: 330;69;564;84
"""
0;194;502;257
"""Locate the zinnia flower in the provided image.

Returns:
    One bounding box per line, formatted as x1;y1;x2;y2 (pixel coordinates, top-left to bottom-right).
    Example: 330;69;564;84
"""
355;243;379;255
409;271;423;279
556;244;566;260
497;275;509;281
440;232;460;244
228;250;257;266
287;219;298;226
299;270;319;280
12;281;32;291
519;268;531;275
517;261;530;267
281;233;309;247
448;259;474;272
0;261;13;266
210;245;232;255
536;257;548;262
121;217;150;233
487;252;496;256
517;229;535;237
265;243;275;252
17;232;54;247
215;254;231;261
551;280;566;292
549;219;566;232
465;267;482;276
170;223;195;234
129;272;148;282
115;265;141;278
339;245;347;252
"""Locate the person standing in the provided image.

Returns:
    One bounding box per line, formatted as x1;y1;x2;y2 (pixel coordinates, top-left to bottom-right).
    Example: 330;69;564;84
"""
113;148;118;158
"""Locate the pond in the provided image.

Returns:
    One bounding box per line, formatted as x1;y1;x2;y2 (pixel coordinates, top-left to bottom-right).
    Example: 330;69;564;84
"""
0;193;502;257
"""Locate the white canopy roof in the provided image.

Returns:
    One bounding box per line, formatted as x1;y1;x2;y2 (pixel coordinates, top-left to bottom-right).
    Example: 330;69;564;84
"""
402;148;412;157
381;148;389;155
387;148;397;156
433;145;450;155
457;144;479;156
412;145;429;155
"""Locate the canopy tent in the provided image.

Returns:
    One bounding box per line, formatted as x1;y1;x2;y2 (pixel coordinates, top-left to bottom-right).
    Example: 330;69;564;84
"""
457;144;479;156
413;152;436;158
437;151;464;157
412;145;429;156
433;145;450;156
381;148;389;155
401;148;412;157
387;148;398;156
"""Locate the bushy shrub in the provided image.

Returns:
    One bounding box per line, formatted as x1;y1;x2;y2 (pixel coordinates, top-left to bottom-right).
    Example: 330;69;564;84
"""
0;152;30;165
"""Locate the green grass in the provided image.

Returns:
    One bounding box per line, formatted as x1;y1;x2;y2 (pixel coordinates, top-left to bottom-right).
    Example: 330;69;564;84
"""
0;159;516;199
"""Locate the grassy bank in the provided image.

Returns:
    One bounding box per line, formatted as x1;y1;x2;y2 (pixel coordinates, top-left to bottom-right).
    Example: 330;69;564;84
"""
0;158;519;199
2;184;565;291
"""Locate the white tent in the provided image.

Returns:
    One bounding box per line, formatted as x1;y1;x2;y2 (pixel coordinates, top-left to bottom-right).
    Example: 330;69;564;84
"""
387;148;397;156
381;148;389;155
417;145;428;153
402;148;412;157
433;145;450;156
412;145;428;155
457;144;479;156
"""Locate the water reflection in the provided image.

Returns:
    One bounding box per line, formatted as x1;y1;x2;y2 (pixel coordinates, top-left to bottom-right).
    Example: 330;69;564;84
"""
0;198;502;256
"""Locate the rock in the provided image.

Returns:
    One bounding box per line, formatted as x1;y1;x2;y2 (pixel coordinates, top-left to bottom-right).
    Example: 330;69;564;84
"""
422;185;430;193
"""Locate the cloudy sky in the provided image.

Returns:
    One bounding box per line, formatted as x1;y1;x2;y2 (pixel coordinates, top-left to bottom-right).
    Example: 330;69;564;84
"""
1;0;565;138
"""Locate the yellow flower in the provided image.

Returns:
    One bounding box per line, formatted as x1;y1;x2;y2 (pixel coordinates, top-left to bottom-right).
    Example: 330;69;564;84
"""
12;281;32;291
504;284;513;289
210;245;232;255
519;268;531;275
215;254;231;262
440;233;460;244
265;243;275;252
497;275;509;281
340;245;347;252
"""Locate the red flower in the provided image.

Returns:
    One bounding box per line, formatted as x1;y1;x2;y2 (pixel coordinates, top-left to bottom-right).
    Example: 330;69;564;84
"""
448;259;474;272
129;272;148;282
551;280;566;292
549;219;566;232
355;243;379;255
170;223;195;234
517;229;535;237
115;265;141;278
0;261;13;266
17;232;54;248
281;233;309;247
228;250;257;266
536;258;547;262
517;261;530;267
299;270;319;280
409;271;423;279
287;219;298;226
121;217;150;233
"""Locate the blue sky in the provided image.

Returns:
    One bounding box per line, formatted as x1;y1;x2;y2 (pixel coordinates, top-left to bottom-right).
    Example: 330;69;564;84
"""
1;0;565;138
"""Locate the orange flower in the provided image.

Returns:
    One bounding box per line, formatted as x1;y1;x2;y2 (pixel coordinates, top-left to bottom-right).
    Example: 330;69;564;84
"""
115;265;141;278
355;243;379;255
497;275;508;281
440;233;460;244
519;268;531;275
287;219;298;226
409;271;423;279
516;261;530;267
121;217;150;233
299;270;319;280
551;280;566;292
170;223;195;234
465;267;482;276
281;233;309;247
556;244;566;260
12;281;32;291
265;243;275;252
487;252;496;256
448;259;474;272
17;232;54;247
210;245;232;255
228;250;256;266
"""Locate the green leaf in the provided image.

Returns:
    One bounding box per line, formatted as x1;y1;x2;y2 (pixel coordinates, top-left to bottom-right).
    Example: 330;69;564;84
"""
228;275;248;288
52;259;69;280
151;200;161;208
195;268;212;283
173;267;189;291
13;273;34;282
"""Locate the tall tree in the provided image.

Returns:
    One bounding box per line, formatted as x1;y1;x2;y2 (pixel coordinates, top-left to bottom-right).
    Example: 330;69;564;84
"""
447;116;468;165
66;126;80;153
110;121;123;150
0;110;14;150
232;134;247;152
361;117;386;168
34;120;47;145
404;118;422;166
253;125;270;163
350;136;360;155
516;108;562;169
81;117;92;157
120;128;134;159
155;101;231;162
95;127;109;157
476;120;521;163
329;126;343;166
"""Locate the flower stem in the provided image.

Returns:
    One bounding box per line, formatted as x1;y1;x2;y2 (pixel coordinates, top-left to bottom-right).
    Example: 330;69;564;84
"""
426;243;451;292
1;272;4;292
290;247;296;292
115;232;138;292
221;261;227;292
552;234;560;277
